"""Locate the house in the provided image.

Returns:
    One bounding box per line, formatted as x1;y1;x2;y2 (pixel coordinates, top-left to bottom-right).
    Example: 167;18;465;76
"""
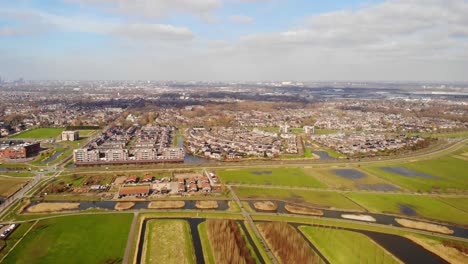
188;177;197;184
177;178;185;185
201;183;212;192
141;175;153;183
118;185;150;198
189;183;198;192
124;176;138;184
178;184;186;193
199;176;210;184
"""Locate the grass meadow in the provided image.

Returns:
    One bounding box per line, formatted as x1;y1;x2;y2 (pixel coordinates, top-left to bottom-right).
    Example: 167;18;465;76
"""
363;155;468;193
3;214;133;264
233;186;364;211
10;128;64;139
143;219;195;264
299;226;400;264
217;168;325;188
345;193;468;225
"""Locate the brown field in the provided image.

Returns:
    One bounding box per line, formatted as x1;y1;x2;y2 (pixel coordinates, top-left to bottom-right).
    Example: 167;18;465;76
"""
406;235;468;264
206;219;255;264
148;201;185;209
253;201;278;211
396;219;454;234
196;200;218;209
284;204;324;216
0;178;28;198
26;202;80;213
258;222;320;264
115;202;135;210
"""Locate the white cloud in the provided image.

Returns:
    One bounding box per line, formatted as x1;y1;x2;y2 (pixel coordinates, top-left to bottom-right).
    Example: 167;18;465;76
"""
64;0;222;18
113;23;195;41
229;15;254;24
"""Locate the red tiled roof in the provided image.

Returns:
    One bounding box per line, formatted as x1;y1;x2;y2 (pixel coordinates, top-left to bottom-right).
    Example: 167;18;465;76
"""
119;185;150;195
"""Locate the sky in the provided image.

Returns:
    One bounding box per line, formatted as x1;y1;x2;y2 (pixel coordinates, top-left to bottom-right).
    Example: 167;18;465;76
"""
0;0;467;82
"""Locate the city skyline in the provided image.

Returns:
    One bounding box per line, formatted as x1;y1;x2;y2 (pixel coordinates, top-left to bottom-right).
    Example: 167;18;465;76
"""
1;0;467;81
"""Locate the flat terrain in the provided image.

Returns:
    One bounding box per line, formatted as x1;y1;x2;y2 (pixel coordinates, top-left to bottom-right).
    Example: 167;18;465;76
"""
10;128;64;139
345;193;468;225
0;178;28;198
143;220;195;264
233;186;364;211
310;168;400;191
217;168;325;188
439;197;468;212
299;226;400;264
364;155;468;193
3;214;133;264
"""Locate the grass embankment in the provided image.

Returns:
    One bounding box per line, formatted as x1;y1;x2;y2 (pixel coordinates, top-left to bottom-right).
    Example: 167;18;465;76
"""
217;168;325;188
253;201;278;211
0;178;29;198
206;219;256;264
405;234;468;264
148;201;185;209
345;193;468;225
395;219;453;234
196;201;218;209
10;128;64;139
143;220;195;264
299;226;401;264
233;186;364;211
26;202;80;213
3;214;132;264
198;222;216;264
364;155;468;193
115;202;135;210
257;222;321;264
284;204;324;216
0;171;35;178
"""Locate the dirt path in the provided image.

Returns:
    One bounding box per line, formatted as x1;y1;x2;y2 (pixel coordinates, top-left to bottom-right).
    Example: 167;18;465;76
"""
123;212;139;264
228;185;279;264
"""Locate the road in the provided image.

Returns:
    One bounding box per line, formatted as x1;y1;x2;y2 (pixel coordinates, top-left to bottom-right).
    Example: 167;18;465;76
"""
228;185;279;264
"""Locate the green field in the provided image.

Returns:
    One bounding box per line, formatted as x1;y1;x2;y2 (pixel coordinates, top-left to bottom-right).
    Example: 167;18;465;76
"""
439;197;468;212
77;130;99;137
198;222;215;264
345;193;468;225
3;214;133;264
0;178;28;198
364;155;468;192
10;128;64;139
217;168;325;188
310;168;400;191
143;220;195;264
233;186;364;211
299;226;400;264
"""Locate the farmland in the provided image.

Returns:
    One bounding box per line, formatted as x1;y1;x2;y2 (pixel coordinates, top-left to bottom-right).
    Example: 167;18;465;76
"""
363;155;468;193
309;168;400;191
205;219;256;264
233;186;364;211
10;128;64;139
142;220;195;264
0;178;29;198
216;168;325;188
2;214;132;264
345;193;468;225
299;226;400;264
257;222;321;264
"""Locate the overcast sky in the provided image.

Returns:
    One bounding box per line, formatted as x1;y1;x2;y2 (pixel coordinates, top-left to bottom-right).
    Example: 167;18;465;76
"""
0;0;467;81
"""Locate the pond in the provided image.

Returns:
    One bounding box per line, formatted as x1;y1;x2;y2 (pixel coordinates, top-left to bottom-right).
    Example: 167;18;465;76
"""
312;151;336;160
381;167;439;179
356;184;400;191
333;169;365;179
